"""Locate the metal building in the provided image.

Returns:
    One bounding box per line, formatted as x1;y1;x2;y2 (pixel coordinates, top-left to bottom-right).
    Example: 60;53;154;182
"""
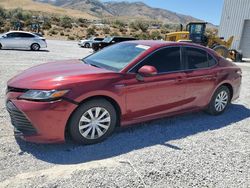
219;0;250;58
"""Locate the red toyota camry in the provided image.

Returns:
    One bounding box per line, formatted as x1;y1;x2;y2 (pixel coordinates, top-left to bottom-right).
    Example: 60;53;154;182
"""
6;41;242;144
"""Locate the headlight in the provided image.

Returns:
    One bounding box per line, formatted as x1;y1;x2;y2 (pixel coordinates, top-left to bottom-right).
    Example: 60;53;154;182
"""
19;90;69;101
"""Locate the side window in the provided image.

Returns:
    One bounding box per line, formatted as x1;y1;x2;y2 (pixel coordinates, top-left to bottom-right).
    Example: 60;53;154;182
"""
132;47;182;73
19;33;34;38
6;33;19;38
186;47;208;69
113;38;120;42
208;54;217;67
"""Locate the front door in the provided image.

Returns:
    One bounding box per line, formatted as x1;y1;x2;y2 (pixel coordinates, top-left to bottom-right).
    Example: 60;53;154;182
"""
124;46;189;122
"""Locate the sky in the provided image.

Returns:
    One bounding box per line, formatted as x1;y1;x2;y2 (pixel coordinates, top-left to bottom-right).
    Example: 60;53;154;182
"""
102;0;224;25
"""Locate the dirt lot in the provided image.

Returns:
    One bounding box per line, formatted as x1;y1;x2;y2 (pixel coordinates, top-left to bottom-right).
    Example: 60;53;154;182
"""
0;40;249;188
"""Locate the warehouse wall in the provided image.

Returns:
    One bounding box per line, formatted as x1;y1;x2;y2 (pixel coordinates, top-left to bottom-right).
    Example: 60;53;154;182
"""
219;0;250;57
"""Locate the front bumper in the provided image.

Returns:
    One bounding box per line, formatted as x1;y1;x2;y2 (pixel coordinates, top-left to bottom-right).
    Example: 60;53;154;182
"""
6;91;77;143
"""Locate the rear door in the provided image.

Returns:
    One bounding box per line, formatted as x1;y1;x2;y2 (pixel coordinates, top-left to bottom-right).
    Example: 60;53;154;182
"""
183;46;217;108
19;33;35;48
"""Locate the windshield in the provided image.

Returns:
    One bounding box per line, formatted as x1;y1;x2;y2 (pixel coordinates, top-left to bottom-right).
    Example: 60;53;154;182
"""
84;43;150;71
103;37;113;43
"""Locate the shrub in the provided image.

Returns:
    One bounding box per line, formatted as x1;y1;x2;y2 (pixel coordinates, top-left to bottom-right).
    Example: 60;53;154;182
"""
119;27;127;33
68;36;75;40
103;27;110;34
111;32;119;36
0;17;4;27
137;21;149;32
150;31;162;40
60;31;64;36
42;21;52;30
87;27;96;36
48;29;58;35
129;21;149;32
0;6;6;18
60;16;72;29
78;18;87;24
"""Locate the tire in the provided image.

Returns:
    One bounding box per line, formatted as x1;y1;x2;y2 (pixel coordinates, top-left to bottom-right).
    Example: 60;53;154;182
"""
206;86;231;115
69;99;117;144
84;43;90;48
212;45;229;58
0;43;2;49
30;43;40;51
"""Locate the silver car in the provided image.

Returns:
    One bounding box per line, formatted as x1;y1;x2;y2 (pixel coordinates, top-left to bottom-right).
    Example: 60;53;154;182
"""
0;31;47;51
78;37;104;48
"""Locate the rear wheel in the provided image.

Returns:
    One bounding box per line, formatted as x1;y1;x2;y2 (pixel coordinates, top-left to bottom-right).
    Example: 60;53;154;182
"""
0;43;2;49
213;45;229;58
69;99;117;144
31;43;40;51
206;86;231;115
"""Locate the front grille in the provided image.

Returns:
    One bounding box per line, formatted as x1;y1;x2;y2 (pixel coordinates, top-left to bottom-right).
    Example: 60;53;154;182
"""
6;101;37;136
7;86;28;93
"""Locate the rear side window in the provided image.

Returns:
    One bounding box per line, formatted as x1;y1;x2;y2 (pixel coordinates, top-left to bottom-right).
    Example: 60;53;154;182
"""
208;54;217;66
133;47;182;73
185;47;208;69
19;33;34;38
95;38;103;41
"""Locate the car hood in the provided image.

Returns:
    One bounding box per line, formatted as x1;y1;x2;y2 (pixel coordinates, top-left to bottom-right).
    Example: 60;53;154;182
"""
8;59;114;90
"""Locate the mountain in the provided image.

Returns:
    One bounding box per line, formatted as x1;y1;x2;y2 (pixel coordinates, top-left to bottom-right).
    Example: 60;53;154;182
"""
35;0;113;16
104;1;202;24
34;0;203;24
0;0;96;19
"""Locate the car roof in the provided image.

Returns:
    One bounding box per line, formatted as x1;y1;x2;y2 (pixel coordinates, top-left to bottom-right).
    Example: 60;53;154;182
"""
125;40;215;52
6;31;35;35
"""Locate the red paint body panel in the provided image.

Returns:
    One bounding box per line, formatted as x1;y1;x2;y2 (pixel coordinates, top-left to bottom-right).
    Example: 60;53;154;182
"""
6;41;242;143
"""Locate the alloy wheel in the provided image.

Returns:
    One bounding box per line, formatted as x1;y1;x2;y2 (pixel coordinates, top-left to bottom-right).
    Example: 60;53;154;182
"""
215;90;229;112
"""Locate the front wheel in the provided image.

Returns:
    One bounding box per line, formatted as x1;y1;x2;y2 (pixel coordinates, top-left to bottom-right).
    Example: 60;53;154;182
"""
84;43;90;48
69;99;117;144
206;86;231;115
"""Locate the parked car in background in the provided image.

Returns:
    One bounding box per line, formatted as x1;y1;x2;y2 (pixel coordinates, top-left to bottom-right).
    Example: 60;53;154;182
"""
6;41;242;145
0;31;47;51
78;37;104;48
92;36;136;51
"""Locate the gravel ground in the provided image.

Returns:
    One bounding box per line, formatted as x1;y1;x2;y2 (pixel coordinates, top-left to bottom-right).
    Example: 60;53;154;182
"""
0;40;249;188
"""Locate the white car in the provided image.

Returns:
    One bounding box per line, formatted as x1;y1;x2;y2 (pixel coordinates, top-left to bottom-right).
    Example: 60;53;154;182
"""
0;31;47;51
78;37;104;48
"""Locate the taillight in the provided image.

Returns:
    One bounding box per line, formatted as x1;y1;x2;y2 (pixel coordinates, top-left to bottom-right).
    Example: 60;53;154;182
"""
42;39;46;42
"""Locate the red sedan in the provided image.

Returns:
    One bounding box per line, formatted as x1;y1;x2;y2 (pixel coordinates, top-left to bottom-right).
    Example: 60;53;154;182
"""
6;41;242;144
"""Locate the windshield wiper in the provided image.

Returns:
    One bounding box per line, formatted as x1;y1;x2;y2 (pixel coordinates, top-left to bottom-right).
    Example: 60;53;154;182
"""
82;59;101;68
89;63;101;68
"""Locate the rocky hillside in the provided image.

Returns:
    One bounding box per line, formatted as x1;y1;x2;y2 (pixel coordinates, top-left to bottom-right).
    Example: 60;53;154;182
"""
104;1;202;24
34;0;203;24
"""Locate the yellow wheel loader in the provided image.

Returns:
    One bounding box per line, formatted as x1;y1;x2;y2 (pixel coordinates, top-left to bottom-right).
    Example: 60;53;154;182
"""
165;22;242;62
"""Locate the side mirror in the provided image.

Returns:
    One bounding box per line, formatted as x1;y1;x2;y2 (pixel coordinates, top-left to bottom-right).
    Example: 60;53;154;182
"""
138;65;158;77
2;35;7;38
